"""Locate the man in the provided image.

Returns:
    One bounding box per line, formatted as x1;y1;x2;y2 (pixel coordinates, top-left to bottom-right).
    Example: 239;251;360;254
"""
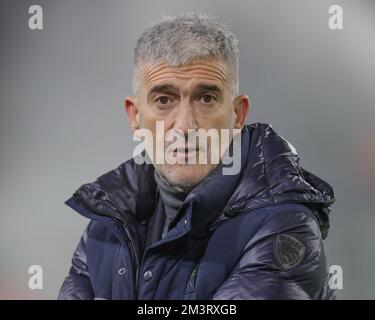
58;13;336;300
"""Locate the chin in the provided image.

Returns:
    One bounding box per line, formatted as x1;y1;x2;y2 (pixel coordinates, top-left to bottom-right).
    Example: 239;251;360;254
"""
156;164;216;192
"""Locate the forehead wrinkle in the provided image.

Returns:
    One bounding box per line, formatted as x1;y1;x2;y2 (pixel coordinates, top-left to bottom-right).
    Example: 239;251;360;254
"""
148;67;226;82
146;77;226;97
145;63;227;81
144;71;226;93
142;61;228;90
148;73;225;86
145;60;227;74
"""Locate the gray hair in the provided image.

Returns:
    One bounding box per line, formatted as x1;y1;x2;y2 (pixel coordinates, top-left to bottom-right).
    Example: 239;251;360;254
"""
132;12;239;96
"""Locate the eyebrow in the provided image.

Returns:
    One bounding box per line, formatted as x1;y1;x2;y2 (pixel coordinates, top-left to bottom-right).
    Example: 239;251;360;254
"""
149;84;179;96
195;84;223;95
148;83;223;97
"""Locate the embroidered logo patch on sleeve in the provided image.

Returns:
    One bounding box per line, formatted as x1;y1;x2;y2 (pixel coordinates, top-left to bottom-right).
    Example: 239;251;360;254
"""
274;233;307;271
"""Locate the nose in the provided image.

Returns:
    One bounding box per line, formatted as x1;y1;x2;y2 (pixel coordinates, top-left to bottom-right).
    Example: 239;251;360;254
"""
173;100;198;135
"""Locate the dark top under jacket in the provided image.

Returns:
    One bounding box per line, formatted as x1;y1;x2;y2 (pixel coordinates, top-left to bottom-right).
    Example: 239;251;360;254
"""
58;122;336;300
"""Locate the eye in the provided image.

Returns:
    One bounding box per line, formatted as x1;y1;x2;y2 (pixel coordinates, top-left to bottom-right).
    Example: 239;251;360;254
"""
155;96;172;105
200;95;216;104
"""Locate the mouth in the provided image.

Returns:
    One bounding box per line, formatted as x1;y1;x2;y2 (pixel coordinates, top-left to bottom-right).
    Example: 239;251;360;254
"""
172;146;199;159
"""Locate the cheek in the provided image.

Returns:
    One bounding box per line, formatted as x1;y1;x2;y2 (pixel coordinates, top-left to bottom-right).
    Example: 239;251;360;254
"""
202;108;234;129
138;106;158;129
140;105;175;127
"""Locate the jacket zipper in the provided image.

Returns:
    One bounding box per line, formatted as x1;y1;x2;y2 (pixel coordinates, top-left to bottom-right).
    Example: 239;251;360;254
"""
107;214;139;299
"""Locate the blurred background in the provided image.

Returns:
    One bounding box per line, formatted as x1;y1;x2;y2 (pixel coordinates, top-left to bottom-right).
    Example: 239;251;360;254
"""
0;0;374;299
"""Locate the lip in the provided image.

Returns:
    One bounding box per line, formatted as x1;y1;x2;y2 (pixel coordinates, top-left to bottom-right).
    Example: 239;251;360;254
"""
172;147;199;159
174;146;198;153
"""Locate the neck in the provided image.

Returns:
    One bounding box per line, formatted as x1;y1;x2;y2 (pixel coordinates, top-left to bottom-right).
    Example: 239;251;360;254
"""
153;170;188;210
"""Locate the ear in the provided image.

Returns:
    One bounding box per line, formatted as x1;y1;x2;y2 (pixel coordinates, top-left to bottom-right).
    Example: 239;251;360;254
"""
233;95;250;129
125;96;140;132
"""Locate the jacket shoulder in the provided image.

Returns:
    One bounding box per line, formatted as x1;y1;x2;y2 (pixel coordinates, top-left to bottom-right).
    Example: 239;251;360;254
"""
243;203;322;241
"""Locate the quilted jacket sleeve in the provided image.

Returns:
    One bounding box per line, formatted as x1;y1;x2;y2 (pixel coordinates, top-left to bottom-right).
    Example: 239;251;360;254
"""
57;223;94;300
212;209;334;300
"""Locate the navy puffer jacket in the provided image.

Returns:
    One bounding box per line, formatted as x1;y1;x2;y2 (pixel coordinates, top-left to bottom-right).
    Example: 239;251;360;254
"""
58;123;336;300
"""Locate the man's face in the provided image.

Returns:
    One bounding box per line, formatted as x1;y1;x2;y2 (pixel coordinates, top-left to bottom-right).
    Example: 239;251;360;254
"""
126;57;249;192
